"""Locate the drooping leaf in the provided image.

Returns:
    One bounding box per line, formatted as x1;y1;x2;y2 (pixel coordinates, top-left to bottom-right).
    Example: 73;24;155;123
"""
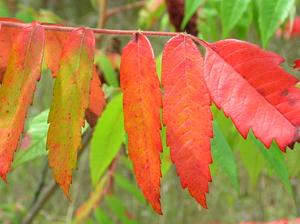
260;0;295;48
162;34;213;209
12;109;50;169
211;120;239;193
181;0;204;30
90;93;124;187
47;28;95;198
74;173;108;223
0;22;44;182
238;135;265;189
221;0;251;38
0;18;24;83
197;38;300;152
249;131;294;196
120;33;163;215
105;194;138;224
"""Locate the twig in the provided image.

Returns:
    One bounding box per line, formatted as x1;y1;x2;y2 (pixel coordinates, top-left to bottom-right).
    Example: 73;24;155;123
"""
21;128;94;224
96;0;108;45
106;1;146;18
29;159;49;209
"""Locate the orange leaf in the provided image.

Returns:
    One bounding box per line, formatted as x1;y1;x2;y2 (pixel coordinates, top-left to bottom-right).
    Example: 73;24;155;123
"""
0;18;24;82
0;22;44;181
120;33;163;215
161;34;213;208
47;28;95;198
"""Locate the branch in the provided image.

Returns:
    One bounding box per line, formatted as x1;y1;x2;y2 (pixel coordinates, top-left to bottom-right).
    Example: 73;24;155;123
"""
21;128;94;224
0;21;178;37
106;1;146;18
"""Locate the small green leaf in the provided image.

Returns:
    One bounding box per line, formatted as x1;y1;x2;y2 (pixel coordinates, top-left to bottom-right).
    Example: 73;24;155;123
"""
0;2;9;17
286;143;300;178
211;121;239;193
105;195;138;224
114;173;146;204
238;136;265;189
97;52;119;87
90;93;124;187
221;0;251;38
94;207;113;224
12;110;50;169
181;0;205;29
260;0;295;48
249;132;294;197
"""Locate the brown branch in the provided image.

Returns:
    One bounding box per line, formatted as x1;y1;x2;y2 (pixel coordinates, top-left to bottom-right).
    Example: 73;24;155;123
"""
106;1;146;18
0;21;178;37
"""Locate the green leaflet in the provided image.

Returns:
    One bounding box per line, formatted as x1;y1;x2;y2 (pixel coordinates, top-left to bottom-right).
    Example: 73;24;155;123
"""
238;136;265;189
105;195;138;224
0;2;9;17
221;0;251;39
181;0;205;29
94;207;113;224
236;2;253;40
211;120;239;194
259;0;295;48
114;173;146;204
90;93;124;187
12;110;50;169
97;52;119;87
249;131;294;197
286;143;300;178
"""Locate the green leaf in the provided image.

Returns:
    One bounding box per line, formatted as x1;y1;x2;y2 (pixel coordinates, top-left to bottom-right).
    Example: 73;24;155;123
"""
260;0;295;48
0;2;9;17
286;143;300;178
211;121;239;193
94;207;113;224
97;52;119;87
221;0;251;38
181;0;205;29
249;132;294;196
90;93;124;187
198;4;219;42
238;136;265;189
236;2;253;40
114;173;146;204
12;110;50;169
105;195;138;224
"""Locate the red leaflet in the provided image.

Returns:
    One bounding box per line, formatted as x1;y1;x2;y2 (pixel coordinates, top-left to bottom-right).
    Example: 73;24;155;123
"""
0;22;44;181
47;28;95;198
0;18;24;82
293;59;300;71
197;39;300;151
120;33;163;214
162;34;213;208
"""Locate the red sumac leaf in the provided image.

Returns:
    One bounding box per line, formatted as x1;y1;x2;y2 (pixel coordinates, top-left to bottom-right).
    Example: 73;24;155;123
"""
162;34;213;208
120;33;163;214
198;39;300;151
293;59;300;71
0;22;44;181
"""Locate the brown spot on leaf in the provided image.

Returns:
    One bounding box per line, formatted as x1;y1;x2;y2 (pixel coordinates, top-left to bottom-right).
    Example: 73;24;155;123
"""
281;90;289;96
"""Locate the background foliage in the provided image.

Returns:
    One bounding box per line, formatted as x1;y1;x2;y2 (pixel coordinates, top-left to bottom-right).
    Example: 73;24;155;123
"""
1;0;300;223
